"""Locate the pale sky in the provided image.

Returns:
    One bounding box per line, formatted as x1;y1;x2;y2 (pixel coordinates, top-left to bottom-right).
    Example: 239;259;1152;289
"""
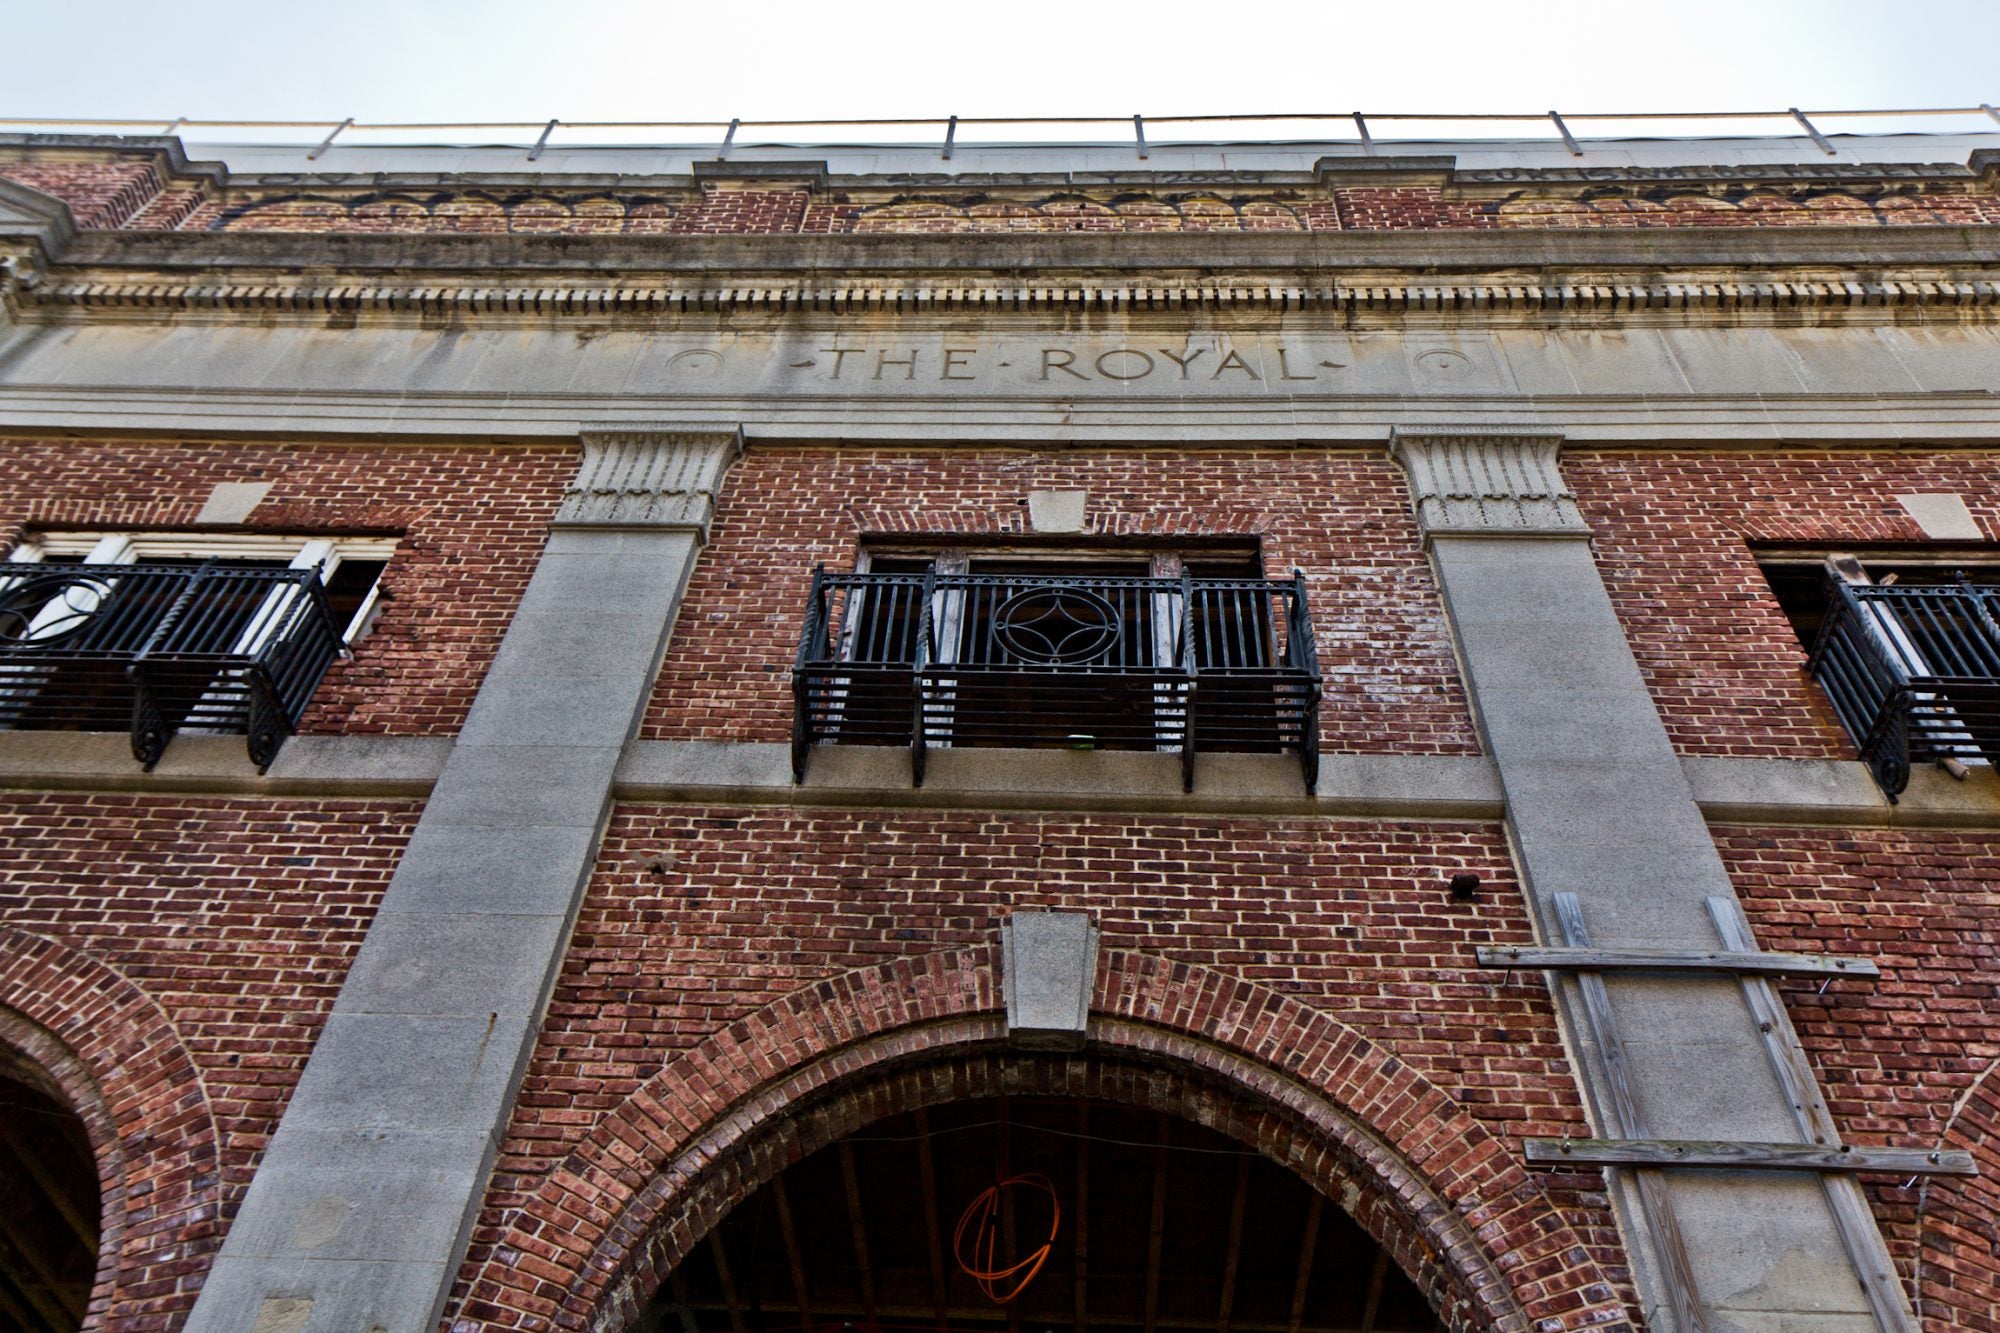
6;0;1998;142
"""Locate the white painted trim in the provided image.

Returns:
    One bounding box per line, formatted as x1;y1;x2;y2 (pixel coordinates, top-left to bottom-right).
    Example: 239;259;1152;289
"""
32;531;399;562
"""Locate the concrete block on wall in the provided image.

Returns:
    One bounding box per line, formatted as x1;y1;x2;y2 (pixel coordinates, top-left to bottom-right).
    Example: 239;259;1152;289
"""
1002;911;1099;1049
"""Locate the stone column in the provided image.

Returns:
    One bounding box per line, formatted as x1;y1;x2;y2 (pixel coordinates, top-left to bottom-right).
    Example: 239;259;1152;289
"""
1390;428;1911;1332
186;428;741;1333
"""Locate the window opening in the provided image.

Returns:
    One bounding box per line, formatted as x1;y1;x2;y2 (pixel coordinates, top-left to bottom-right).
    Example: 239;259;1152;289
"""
1759;552;2000;796
0;1068;99;1332
795;547;1320;791
638;1096;1443;1333
0;533;394;769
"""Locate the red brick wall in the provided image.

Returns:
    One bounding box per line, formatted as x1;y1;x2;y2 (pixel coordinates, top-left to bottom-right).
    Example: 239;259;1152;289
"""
1566;449;2000;758
0;158;163;228
173;184;2000;236
10;153;1998;236
458;806;1632;1326
0;794;418;1240
0;438;572;735
1722;827;2000;1329
646;446;1479;755
1335;185;2000;230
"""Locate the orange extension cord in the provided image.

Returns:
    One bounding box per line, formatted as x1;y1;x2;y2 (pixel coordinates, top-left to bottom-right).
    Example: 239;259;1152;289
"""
950;1173;1062;1305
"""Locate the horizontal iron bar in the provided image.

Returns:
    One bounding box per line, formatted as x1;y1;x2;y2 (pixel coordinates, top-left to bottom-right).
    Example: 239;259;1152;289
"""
1526;1137;1976;1176
10;105;2000;136
1476;944;1880;979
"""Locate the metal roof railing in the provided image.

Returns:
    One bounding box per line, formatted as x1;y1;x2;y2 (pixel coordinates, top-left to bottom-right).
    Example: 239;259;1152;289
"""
2;104;1998;162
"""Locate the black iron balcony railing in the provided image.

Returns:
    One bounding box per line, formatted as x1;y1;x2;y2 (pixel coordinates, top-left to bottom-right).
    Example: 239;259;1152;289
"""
0;562;345;769
1807;575;2000;797
793;567;1322;790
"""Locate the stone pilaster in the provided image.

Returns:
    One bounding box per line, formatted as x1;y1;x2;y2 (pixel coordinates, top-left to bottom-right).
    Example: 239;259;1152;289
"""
185;428;740;1333
1391;429;1912;1332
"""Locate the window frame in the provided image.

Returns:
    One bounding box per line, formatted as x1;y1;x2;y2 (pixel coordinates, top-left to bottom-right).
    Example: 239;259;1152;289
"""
1757;545;2000;791
9;531;397;646
795;539;1318;790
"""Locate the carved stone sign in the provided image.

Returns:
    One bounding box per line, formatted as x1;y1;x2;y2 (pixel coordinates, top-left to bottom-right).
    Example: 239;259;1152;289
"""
785;337;1355;385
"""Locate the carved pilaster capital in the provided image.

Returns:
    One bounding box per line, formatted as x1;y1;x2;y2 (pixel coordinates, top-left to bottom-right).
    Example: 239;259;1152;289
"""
1388;428;1587;539
557;426;743;532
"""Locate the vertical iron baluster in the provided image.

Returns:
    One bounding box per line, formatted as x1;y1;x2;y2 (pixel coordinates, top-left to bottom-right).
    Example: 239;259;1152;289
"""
1181;570;1197;791
912;564;937;785
791;565;826;782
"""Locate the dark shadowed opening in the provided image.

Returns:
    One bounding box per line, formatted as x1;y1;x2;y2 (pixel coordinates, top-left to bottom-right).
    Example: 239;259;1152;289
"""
638;1095;1440;1333
0;1070;100;1332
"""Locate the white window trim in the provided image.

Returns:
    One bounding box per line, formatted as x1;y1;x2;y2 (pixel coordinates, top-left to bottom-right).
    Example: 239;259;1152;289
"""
14;532;397;645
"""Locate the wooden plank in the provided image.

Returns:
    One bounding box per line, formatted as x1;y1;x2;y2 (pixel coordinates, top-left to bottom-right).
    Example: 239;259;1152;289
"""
1707;896;1921;1332
0;1273;49;1333
1357;1249;1389;1333
1526;1137;1977;1175
0;1218;80;1327
1285;1192;1324;1333
771;1174;815;1331
677;1294;1411;1333
1143;1113;1170;1333
1477;943;1878;980
1215;1154;1250;1333
708;1227;747;1333
915;1108;949;1325
999;1098;1019;1333
666;1268;702;1333
1551;892;1710;1333
838;1139;878;1321
1074;1101;1090;1333
0;1122;98;1248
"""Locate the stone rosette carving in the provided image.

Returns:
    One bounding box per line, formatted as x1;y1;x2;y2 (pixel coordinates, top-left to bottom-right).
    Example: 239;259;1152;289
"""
558;427;743;530
1388;428;1587;538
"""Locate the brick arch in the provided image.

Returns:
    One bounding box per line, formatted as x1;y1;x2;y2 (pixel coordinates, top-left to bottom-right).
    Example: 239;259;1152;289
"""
463;948;1630;1332
0;925;224;1330
1914;1054;2000;1326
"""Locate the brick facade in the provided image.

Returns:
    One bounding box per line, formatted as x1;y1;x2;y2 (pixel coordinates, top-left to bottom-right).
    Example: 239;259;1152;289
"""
2;126;1998;1333
0;794;420;1328
1724;827;2000;1328
0;438;572;736
644;447;1479;755
451;807;1631;1329
7;152;1999;237
1567;449;2000;759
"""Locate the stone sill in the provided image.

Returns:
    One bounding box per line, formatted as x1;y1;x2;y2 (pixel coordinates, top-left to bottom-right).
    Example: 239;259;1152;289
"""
0;732;1994;829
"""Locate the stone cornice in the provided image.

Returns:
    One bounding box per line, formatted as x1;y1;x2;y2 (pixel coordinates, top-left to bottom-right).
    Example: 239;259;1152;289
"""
3;733;1993;830
7;220;2000;327
0;133;231;185
43;222;2000;273
12;269;2000;325
0;177;77;257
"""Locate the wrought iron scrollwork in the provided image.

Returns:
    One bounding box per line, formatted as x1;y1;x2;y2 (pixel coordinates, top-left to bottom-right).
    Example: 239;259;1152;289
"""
990;587;1121;664
0;570;120;645
791;567;1322;791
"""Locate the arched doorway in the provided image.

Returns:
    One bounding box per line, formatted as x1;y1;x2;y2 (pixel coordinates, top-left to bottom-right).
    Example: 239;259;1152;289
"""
639;1095;1441;1333
0;1065;100;1332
